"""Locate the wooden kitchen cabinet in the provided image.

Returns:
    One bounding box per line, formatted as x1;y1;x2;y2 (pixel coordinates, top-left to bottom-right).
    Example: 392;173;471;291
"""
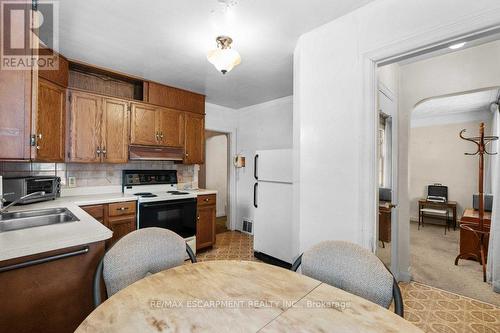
196;194;216;250
34;79;66;162
81;201;137;249
0;242;105;333
130;102;158;146
146;81;205;114
68;90;129;163
130;103;185;148
184;113;205;164
0;68;32;160
68;91;102;162
101;98;129;163
157;107;185;147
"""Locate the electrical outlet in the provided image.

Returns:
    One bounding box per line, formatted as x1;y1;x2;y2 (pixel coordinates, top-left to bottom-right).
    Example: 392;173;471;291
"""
68;176;76;188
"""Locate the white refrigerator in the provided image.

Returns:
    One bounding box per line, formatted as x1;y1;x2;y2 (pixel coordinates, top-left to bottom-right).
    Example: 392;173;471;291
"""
253;149;296;265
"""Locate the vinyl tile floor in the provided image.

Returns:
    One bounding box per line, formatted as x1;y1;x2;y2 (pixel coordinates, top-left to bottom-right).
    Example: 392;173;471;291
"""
197;231;500;333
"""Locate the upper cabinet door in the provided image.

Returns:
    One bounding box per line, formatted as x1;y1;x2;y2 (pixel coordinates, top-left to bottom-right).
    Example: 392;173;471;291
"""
130;103;158;146
157;108;184;147
184;113;205;164
101;98;129;163
68;91;102;162
35;79;66;162
0;68;31;160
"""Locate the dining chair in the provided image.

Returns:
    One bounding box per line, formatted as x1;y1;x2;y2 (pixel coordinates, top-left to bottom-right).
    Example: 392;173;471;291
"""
93;227;197;307
291;240;404;317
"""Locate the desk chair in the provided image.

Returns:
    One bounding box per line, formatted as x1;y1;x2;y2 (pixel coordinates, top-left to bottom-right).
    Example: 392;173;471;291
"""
419;207;450;234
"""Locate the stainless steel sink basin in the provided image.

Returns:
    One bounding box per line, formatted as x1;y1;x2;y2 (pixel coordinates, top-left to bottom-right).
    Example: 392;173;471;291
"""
0;208;79;232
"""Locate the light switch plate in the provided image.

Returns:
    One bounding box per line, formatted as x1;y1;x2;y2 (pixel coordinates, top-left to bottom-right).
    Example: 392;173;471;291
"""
68;176;76;188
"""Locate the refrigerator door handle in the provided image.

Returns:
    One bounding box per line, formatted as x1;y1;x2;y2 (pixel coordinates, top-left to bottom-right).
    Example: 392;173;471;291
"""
254;154;259;180
253;183;258;208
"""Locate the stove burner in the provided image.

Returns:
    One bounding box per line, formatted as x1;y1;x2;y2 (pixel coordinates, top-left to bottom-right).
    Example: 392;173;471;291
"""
167;191;190;195
134;192;158;198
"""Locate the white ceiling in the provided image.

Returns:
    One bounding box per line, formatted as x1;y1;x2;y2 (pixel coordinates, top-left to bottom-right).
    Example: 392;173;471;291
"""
58;0;374;108
412;88;499;127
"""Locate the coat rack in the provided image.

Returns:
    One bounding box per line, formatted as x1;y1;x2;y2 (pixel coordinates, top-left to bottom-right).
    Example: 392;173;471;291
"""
454;122;498;282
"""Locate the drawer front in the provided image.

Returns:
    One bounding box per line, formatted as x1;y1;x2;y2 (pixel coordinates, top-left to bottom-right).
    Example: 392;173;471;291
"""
81;204;105;220
108;201;136;217
197;194;216;207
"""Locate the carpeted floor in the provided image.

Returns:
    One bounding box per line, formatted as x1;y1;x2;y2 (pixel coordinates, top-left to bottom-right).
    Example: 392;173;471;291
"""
377;222;500;306
198;231;500;333
405;221;498;306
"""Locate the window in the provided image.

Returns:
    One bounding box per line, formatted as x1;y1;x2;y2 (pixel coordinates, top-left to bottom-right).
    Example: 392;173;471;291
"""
378;117;386;187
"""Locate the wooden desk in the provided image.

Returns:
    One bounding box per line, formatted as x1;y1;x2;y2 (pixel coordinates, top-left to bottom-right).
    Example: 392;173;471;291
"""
458;208;491;262
418;199;457;228
76;261;422;333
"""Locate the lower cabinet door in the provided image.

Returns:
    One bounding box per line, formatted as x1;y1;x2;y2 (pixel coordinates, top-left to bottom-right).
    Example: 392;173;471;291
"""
0;242;105;333
196;205;216;250
107;215;136;248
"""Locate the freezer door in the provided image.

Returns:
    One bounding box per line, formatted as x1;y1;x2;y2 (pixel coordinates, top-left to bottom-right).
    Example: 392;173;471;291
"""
253;181;294;263
255;149;292;183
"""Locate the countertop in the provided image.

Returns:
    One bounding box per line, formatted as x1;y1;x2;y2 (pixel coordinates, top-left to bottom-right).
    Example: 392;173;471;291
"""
0;189;217;262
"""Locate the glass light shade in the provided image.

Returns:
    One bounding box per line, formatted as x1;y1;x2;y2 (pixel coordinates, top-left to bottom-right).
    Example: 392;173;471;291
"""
207;48;241;74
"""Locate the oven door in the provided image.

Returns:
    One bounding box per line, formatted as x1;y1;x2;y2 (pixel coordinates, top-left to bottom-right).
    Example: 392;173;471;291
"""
138;198;197;238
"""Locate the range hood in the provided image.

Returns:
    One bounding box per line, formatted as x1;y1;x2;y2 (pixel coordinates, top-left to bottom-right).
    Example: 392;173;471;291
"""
129;145;184;161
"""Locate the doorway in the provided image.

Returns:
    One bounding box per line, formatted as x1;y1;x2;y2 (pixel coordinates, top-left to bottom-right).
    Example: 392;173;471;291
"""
375;33;500;305
199;130;230;234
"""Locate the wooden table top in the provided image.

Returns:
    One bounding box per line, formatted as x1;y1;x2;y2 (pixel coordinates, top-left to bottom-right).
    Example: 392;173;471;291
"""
418;198;457;206
76;261;422;333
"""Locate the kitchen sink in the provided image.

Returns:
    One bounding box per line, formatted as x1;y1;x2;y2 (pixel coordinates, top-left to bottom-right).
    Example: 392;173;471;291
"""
0;208;79;232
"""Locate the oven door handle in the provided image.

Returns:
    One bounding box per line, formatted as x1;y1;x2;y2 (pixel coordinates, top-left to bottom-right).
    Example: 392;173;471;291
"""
141;200;196;208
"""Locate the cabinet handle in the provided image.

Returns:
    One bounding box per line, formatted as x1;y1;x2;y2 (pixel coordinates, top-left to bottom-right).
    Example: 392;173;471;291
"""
0;247;89;273
197;216;200;221
155;131;160;141
160;132;164;140
36;145;40;150
185;152;189;157
37;133;42;140
102;146;107;158
204;198;209;202
117;207;129;211
96;146;101;156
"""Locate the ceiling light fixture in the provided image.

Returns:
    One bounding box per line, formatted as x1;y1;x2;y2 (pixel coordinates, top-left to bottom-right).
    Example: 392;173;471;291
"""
207;36;241;74
449;42;466;50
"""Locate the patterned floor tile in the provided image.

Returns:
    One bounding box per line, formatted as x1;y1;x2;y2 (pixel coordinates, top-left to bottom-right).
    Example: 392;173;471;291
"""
197;231;500;333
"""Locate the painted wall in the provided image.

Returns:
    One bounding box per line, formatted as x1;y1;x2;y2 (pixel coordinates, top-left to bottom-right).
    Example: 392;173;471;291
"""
204;132;228;217
236;96;293;230
205;102;238;131
293;0;500;280
409;120;492;221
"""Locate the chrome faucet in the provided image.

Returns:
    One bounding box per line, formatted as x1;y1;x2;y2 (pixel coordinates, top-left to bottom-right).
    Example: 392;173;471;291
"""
0;191;45;214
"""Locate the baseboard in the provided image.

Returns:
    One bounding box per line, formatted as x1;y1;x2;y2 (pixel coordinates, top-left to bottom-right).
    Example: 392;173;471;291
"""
397;270;412;282
493;280;500;293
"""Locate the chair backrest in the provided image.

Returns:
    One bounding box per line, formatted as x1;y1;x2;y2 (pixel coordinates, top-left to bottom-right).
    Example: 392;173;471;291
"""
102;227;186;297
301;240;394;308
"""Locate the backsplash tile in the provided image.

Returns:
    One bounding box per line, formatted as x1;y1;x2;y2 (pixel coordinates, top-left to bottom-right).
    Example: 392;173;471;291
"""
0;161;198;189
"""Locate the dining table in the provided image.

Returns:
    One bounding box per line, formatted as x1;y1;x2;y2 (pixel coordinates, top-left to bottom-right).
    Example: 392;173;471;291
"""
76;260;422;332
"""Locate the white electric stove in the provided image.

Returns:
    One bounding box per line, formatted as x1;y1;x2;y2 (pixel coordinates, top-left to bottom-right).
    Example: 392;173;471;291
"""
122;170;197;254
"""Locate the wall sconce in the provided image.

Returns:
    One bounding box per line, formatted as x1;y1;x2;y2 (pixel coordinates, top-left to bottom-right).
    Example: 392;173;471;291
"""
234;154;245;168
